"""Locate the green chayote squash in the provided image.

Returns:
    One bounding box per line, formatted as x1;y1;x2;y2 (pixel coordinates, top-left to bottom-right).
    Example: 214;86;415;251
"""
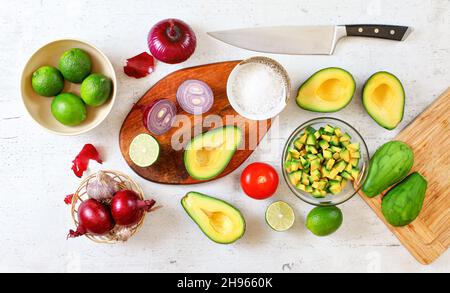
381;172;427;227
362;141;414;197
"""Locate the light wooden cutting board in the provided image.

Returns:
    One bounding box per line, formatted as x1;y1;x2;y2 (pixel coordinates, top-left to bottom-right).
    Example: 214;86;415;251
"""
359;88;450;264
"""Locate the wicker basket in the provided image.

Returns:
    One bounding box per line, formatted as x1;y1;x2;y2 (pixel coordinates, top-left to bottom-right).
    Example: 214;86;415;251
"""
70;170;146;244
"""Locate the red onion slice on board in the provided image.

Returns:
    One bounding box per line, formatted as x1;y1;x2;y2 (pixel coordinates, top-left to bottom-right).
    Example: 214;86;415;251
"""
141;99;177;135
176;79;214;115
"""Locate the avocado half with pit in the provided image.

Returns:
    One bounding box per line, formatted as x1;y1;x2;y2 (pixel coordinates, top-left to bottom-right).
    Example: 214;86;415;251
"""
296;67;356;112
184;126;243;181
362;71;405;130
181;191;246;244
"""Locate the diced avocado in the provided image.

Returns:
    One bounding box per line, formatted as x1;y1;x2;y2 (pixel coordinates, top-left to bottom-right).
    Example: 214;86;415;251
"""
321;134;332;142
319;127;326;134
306;133;316;145
312;181;320;189
350;150;361;159
288;148;301;159
181;192;245;244
294;139;304;150
311;189;325;198
311;169;321;181
317;153;324;163
298;133;308;144
299;157;309;169
340;149;350;162
329;168;339;179
305;185;313;193
335;175;343;181
299;149;307;157
333;152;340;160
310;159;321;171
350;158;359;167
341;141;350;147
341;171;353;180
334;128;342;137
321;166;331;178
341;179;348;190
345;162;353;172
314;131;321;139
289;171;301;186
362;71;405;130
324;124;335;134
318;180;327;190
285;160;300;173
184;126;242;180
347;143;360;151
331;146;342;153
296;184;307;191
301;172;310;185
306;126;316;134
350;168;360;181
335;160;347;172
318;140;329;150
326;158;335;170
306;145;318;154
323;149;332;159
328;181;342;195
306;154;317;161
330;136;340;146
339;133;351;142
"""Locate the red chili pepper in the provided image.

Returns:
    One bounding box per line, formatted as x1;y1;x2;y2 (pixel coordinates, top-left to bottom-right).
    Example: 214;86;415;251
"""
124;52;155;78
64;194;74;205
71;144;102;178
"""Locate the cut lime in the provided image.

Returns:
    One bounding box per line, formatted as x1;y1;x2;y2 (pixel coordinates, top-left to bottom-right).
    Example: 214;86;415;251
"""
129;134;160;167
265;201;295;232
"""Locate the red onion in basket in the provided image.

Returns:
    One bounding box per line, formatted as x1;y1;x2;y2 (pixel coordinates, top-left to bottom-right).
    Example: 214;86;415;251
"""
111;190;156;226
135;99;177;135
148;18;197;64
177;79;214;114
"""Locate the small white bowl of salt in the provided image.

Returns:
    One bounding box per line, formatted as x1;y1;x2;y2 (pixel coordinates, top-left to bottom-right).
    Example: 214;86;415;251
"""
227;56;291;121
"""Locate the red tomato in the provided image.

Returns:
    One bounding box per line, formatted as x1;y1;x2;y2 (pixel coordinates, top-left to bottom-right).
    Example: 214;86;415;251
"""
240;162;279;200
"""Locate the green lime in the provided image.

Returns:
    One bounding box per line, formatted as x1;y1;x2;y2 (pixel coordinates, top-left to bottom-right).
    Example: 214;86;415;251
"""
80;73;112;107
306;206;343;236
58;48;92;83
51;93;87;126
31;66;64;97
265;201;295;232
129;134;160;167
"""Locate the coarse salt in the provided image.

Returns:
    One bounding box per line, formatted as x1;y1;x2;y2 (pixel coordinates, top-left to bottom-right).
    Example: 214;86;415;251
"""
230;62;285;115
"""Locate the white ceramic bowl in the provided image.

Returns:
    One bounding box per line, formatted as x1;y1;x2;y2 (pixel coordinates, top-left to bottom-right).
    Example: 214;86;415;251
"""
21;39;117;136
226;56;291;121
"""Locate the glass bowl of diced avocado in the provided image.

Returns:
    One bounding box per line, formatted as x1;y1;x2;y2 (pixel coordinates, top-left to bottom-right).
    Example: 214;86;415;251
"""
282;117;369;206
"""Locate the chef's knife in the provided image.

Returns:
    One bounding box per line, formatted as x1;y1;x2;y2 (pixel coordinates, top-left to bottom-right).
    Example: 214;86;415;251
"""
208;25;411;55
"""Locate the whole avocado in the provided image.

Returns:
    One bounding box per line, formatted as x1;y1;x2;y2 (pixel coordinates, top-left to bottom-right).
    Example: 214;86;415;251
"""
382;172;427;227
362;141;414;197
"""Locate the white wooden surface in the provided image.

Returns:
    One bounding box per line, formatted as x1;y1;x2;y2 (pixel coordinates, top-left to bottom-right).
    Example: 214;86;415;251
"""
1;0;449;273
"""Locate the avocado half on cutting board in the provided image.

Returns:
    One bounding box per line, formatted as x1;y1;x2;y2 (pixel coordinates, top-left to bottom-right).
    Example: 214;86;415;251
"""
181;192;246;244
184;126;243;181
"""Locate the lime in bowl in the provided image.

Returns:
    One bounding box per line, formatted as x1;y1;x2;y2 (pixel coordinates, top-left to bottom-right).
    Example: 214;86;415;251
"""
281;117;370;207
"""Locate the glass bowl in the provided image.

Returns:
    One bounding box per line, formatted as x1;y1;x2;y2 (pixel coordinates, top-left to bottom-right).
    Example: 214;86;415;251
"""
281;117;370;206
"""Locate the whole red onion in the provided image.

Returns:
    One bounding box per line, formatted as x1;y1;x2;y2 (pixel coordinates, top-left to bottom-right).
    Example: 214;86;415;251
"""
148;18;197;64
68;199;115;238
111;190;156;226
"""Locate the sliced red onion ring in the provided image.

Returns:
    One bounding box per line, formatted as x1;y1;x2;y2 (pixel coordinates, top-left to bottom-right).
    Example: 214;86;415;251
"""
176;79;214;114
142;99;177;135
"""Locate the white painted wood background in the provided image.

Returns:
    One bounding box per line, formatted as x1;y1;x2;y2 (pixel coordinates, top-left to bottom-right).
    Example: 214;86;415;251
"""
0;0;449;272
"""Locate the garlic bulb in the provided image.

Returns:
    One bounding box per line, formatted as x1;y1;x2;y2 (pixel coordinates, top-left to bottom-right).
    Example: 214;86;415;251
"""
111;226;134;242
86;171;120;202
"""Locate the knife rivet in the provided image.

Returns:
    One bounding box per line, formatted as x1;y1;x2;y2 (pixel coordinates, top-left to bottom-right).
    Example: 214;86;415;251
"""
374;28;379;33
390;30;395;35
358;27;363;33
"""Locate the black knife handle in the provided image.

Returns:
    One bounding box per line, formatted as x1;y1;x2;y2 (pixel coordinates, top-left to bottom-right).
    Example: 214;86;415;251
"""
345;25;410;41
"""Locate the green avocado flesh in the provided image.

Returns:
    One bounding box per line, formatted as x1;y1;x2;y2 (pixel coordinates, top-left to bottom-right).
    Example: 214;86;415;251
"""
181;192;246;244
296;67;356;112
184;126;242;181
362;71;405;130
362;141;414;197
382;172;427;227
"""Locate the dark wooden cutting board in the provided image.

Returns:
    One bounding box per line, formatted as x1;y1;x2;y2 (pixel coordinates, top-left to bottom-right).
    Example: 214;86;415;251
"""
359;88;450;264
119;61;272;184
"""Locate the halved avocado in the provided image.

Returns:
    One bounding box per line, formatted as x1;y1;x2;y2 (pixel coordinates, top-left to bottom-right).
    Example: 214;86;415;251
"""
296;67;356;112
362;71;405;130
181;192;246;244
184;126;243;180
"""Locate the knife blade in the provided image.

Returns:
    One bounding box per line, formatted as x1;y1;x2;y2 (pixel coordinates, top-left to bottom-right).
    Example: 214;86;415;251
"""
208;25;411;55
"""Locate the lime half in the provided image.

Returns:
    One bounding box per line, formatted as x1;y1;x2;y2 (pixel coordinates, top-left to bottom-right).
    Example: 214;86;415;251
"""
129;134;160;167
266;201;295;232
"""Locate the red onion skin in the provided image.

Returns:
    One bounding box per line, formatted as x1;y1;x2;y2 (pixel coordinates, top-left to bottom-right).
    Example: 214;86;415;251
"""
148;18;197;64
111;190;156;226
68;199;115;238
